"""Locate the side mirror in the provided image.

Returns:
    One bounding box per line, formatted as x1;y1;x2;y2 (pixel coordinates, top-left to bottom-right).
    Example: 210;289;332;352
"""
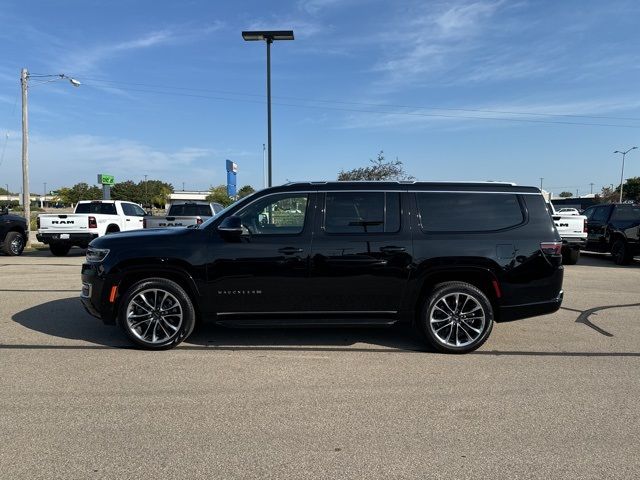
217;215;244;240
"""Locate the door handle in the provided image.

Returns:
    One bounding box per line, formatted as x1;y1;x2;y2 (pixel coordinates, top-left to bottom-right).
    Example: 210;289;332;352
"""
380;246;405;253
126;219;131;221
278;247;304;255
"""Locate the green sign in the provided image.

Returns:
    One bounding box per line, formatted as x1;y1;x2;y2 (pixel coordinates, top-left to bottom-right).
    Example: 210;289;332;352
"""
97;174;115;185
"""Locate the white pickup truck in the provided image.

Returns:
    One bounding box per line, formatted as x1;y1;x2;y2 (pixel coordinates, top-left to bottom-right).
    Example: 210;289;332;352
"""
549;202;588;264
37;200;146;256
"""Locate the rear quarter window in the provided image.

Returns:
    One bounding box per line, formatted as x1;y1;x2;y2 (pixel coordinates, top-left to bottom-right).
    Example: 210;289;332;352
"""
416;192;524;232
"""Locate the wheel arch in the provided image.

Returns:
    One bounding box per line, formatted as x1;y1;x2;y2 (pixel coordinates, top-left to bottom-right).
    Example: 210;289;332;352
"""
410;266;501;326
113;264;202;322
106;224;120;233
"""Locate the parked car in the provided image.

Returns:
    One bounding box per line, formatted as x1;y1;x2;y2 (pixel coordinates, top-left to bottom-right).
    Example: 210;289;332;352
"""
0;207;27;256
144;201;224;229
37;200;146;256
556;207;581;215
81;181;564;353
548;202;588;265
582;203;640;265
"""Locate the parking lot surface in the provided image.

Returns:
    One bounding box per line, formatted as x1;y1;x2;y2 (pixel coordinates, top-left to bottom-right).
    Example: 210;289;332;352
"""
1;250;639;479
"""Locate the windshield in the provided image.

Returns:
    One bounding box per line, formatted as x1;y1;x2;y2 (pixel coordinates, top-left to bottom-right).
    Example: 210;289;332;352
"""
198;194;257;229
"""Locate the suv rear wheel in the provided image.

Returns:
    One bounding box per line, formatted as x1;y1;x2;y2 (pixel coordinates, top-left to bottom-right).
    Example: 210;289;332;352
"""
562;247;580;265
119;278;195;350
420;282;494;354
611;239;632;265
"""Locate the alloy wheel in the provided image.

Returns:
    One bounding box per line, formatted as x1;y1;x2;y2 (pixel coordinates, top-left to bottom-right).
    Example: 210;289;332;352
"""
429;292;486;348
10;235;24;255
126;288;184;345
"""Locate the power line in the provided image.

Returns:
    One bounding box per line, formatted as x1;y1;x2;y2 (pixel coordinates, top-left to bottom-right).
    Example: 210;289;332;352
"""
79;76;640;123
80;82;640;129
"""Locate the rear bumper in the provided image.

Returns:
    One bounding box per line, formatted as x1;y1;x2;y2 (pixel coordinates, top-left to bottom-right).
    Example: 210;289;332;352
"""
561;236;587;249
498;290;563;322
37;232;98;246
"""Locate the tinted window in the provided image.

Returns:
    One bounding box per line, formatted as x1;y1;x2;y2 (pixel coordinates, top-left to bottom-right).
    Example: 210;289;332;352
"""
168;204;212;216
582;207;595;221
237;194;308;235
611;205;640;222
75;202;117;215
417;193;524;232
591;206;610;223
324;192;400;234
121;203;146;216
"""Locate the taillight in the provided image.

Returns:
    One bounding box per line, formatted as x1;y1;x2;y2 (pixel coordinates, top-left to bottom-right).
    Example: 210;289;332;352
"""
540;241;562;256
88;216;97;229
583;219;587;233
196;217;203;225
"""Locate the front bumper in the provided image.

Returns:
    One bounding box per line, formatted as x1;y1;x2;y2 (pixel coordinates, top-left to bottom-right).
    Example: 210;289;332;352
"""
37;232;98;246
81;262;118;324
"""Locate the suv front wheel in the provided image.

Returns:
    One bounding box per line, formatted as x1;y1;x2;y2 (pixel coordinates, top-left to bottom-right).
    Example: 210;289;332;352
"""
119;278;196;349
420;282;494;354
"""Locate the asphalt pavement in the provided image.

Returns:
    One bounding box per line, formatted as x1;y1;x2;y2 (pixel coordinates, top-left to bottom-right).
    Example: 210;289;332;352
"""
1;249;639;479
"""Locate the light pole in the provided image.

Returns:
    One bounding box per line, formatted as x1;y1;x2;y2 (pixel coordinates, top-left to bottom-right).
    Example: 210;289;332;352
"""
242;30;294;188
539;177;543;190
5;184;8;205
43;182;47;208
614;147;637;203
144;174;148;208
21;68;80;238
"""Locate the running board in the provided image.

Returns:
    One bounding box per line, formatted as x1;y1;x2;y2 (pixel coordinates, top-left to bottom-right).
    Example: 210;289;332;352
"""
214;311;399;328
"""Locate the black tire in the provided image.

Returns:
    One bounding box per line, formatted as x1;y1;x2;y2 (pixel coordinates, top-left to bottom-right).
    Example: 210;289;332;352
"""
118;278;196;350
611;239;632;265
420;281;494;354
49;243;71;256
562;248;580;265
2;231;25;256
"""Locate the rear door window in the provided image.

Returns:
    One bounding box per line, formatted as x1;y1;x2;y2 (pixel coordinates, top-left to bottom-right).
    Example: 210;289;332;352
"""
591;206;610;223
416;192;524;232
323;192;400;234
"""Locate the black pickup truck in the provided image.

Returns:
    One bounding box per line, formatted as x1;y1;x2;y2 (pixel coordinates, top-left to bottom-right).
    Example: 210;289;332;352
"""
0;208;27;256
582;203;640;265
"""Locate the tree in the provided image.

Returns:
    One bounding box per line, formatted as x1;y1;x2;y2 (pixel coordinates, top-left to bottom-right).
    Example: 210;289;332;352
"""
621;176;640;202
58;183;102;204
206;185;233;207
111;179;173;207
598;186;618;203
558;191;573;198
338;151;414;181
237;185;256;198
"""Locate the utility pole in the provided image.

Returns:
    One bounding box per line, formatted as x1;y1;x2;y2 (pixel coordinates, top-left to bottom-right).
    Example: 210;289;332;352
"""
21;68;30;236
539;178;543;190
182;182;185;191
144;174;148;207
589;182;594;194
5;184;8;204
43;182;47;208
263;143;267;189
614;147;637;203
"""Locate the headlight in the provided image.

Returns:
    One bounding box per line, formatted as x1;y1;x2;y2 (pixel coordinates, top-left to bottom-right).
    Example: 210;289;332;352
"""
86;247;110;263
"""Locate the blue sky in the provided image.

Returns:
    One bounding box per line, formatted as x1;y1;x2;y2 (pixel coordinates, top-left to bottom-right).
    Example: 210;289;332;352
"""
1;0;639;196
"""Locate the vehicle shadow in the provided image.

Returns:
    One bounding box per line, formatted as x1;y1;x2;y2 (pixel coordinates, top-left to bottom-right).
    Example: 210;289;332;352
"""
187;323;429;352
12;297;124;346
12;297;431;352
578;252;640;268
20;248;86;258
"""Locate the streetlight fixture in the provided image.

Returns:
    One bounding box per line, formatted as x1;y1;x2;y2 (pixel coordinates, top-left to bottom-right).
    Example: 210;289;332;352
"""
613;146;637;203
21;68;80;240
242;30;294;188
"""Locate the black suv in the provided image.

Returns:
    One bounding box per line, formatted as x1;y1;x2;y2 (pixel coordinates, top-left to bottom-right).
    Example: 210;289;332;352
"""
81;182;564;353
582;203;640;265
0;208;27;256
